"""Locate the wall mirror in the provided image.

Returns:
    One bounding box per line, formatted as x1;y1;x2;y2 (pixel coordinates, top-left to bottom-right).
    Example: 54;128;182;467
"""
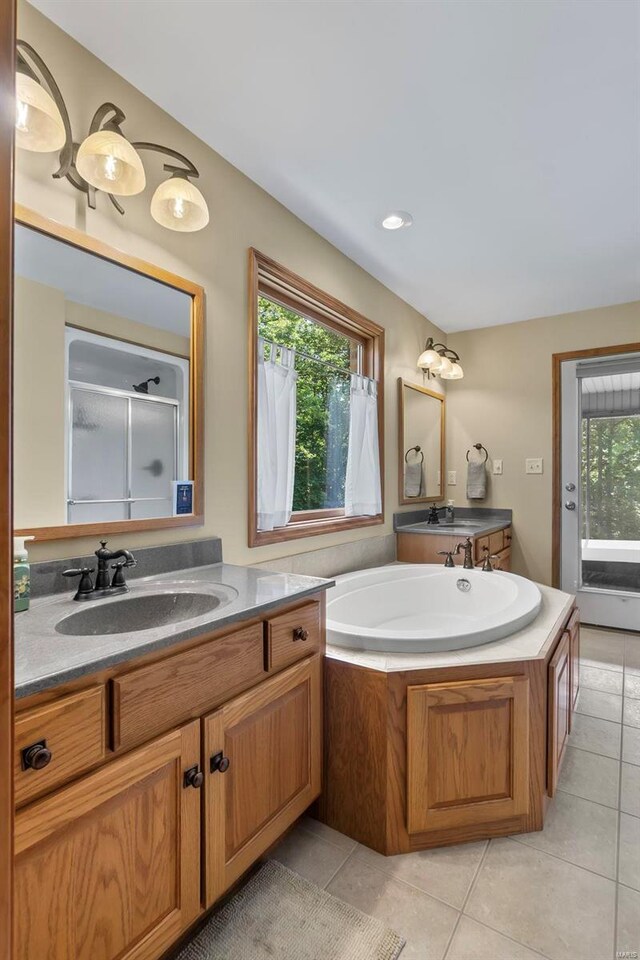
13;206;204;540
398;378;445;504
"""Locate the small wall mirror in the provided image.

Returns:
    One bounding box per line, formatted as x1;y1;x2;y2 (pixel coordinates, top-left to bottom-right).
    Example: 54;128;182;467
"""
13;207;204;540
398;378;445;504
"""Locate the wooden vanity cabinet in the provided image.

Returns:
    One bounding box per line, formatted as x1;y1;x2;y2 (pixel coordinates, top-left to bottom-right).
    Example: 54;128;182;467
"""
547;609;580;797
14;721;202;960
204;655;322;905
397;525;512;570
13;595;326;960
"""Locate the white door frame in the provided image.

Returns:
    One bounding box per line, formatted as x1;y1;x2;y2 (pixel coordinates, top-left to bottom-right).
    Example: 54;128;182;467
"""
558;352;640;630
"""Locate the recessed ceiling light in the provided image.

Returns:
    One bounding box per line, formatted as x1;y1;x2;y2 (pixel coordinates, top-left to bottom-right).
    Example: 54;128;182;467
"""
381;211;413;230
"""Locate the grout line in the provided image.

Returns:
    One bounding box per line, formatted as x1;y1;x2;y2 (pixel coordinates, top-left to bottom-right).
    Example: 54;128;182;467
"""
322;844;358;891
296;821;359;855
556;782;621;813
613;725;625;960
506;835;618;884
450;914;552;960
442;840;490;958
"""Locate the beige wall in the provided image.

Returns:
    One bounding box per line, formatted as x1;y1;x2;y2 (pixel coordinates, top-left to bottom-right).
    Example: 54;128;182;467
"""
65;302;190;358
16;1;443;563
446;301;640;586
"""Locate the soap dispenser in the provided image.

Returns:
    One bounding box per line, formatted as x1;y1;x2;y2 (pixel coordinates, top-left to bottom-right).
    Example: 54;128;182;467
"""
14;535;34;613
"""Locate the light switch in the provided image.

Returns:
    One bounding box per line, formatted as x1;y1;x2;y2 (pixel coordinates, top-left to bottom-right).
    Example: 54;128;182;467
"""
493;459;503;475
526;458;543;475
447;470;457;485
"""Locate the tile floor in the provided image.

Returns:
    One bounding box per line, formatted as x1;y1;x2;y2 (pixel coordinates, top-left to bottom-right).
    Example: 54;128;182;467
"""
271;627;640;960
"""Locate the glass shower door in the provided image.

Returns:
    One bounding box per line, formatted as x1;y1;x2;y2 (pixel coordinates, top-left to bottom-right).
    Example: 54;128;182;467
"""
68;388;129;523
130;398;177;519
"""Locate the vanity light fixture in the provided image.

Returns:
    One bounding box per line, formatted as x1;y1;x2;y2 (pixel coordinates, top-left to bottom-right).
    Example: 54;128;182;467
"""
381;211;413;230
417;337;464;380
15;40;210;233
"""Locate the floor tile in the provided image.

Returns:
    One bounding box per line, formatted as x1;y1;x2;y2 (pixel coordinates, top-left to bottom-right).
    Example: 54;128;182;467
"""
576;687;622;722
515;791;618;878
623;698;640;728
569;713;622;759
327;855;459;960
445;915;546;960
622;725;640;765
580;665;624;696
298;816;358;853
580;629;624;672
621;762;640;817
616;884;640;958
619;813;640;892
354;839;486;909
624;672;640;700
271;824;352;887
465;838;615;960
625;636;640;674
557;746;619;808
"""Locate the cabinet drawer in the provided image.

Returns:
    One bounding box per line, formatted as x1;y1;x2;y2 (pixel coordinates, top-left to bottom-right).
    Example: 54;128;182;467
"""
112;624;265;751
14;686;106;806
266;602;321;671
475;535;490;562
489;530;505;555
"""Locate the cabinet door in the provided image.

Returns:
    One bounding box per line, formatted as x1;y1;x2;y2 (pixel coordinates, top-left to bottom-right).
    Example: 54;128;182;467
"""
548;630;571;797
569;611;580;716
204;655;321;906
407;676;530;834
14;722;201;960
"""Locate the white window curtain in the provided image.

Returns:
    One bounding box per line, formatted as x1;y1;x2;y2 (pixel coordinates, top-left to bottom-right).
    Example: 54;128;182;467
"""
257;339;298;531
344;374;382;517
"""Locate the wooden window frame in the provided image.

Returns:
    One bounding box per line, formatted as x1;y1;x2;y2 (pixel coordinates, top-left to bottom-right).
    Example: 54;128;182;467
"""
248;249;385;547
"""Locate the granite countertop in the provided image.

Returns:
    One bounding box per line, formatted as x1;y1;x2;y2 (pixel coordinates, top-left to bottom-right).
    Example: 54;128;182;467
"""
394;507;512;539
15;563;333;699
326;582;574;673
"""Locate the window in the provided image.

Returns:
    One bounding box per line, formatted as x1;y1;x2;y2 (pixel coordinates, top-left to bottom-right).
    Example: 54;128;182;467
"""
249;250;384;545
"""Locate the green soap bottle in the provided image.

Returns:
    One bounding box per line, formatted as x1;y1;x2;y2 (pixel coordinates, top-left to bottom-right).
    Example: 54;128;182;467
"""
14;535;34;613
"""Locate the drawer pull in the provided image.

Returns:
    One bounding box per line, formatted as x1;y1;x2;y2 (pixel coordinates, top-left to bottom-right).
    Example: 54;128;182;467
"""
210;751;230;774
183;765;204;789
21;740;52;771
293;627;309;642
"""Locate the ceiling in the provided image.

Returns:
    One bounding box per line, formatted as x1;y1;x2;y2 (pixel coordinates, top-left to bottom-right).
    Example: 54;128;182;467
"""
30;0;639;332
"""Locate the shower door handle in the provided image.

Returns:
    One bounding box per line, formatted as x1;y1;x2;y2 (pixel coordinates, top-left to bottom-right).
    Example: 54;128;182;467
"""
564;501;576;511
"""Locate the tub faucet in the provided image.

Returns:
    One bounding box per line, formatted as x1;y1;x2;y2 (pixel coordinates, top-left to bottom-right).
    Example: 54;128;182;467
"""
455;538;474;570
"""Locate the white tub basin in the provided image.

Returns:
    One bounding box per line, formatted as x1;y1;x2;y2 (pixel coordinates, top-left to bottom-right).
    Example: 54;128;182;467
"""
326;565;542;653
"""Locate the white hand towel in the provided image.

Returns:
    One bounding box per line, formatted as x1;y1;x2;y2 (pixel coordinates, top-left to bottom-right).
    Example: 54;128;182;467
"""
466;460;487;500
404;461;424;498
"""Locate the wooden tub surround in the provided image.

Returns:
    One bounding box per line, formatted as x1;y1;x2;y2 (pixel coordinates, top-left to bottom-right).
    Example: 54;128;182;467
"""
319;597;579;855
13;593;325;960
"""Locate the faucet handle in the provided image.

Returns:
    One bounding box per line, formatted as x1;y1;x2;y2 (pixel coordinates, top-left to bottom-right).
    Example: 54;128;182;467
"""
63;567;95;598
437;550;456;568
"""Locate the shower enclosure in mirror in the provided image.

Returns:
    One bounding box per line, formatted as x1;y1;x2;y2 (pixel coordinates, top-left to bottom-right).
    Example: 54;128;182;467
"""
13;206;204;540
398;379;445;504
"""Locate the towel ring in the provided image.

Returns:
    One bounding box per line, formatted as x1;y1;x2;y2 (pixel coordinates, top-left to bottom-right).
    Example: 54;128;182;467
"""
405;445;424;464
466;443;489;463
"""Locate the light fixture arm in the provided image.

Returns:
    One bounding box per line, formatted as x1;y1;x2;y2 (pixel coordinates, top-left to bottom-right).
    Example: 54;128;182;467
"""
16;39;73;179
422;336;461;363
131;142;200;181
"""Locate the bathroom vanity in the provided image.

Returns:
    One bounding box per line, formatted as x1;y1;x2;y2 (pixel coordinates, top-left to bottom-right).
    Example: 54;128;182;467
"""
13;563;330;960
320;584;579;855
395;508;513;570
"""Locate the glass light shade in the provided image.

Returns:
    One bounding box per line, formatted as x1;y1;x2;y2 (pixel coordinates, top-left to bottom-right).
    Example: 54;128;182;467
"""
76;130;146;195
15;72;66;152
435;355;453;377
417;348;442;370
150;177;209;232
440;361;464;380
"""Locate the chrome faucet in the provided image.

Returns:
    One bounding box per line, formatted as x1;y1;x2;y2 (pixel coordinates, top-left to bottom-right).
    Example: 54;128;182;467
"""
455;537;474;569
63;540;137;601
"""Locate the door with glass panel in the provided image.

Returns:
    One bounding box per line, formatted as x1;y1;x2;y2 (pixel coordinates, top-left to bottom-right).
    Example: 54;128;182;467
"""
560;353;640;628
68;384;178;523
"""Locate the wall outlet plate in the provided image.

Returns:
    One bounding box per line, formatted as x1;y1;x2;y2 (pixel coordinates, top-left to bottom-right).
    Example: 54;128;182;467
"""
447;470;457;485
493;459;503;475
526;458;543;475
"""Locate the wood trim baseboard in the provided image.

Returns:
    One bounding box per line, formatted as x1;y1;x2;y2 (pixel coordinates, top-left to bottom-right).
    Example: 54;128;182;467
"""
551;341;640;587
0;1;15;955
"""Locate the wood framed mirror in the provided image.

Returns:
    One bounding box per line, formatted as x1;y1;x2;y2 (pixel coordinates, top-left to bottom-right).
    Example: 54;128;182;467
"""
13;205;204;541
398;378;445;504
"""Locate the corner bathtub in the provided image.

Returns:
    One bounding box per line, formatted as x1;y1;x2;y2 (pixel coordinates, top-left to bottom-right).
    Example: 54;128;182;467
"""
326;564;542;653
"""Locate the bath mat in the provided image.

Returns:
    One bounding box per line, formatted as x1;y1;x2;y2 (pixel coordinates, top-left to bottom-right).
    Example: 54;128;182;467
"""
174;859;405;960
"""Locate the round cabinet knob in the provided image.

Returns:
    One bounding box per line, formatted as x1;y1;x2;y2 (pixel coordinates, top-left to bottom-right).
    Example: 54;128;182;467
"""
210;751;230;774
183;765;204;789
293;627;309;642
22;741;52;771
